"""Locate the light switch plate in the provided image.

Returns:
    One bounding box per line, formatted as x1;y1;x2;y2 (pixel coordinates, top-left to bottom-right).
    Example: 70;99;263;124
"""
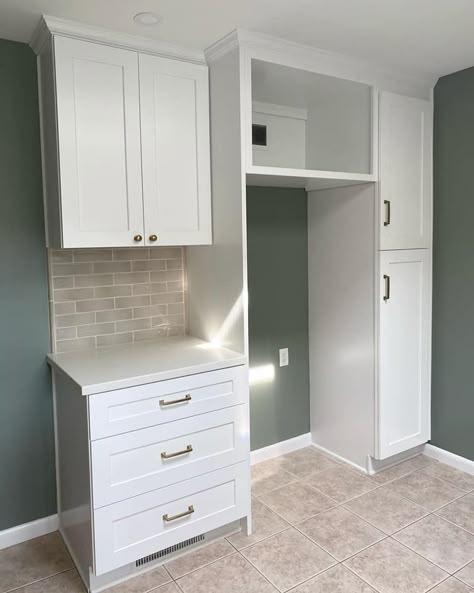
279;348;289;367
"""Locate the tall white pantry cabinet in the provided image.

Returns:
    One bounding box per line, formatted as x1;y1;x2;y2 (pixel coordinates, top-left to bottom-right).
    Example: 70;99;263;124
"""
186;31;434;471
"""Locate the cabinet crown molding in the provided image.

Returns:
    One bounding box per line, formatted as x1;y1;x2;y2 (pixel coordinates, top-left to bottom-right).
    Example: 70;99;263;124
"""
206;28;437;99
30;15;206;64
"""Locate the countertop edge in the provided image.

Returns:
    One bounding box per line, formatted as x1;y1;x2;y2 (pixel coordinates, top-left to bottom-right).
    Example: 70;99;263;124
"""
47;352;247;396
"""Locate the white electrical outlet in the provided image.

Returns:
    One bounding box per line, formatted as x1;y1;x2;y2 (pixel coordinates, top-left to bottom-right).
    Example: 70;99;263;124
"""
279;348;289;367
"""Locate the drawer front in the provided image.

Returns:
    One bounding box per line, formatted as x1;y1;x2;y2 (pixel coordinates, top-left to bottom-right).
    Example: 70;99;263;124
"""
93;462;250;575
91;405;249;508
89;365;247;439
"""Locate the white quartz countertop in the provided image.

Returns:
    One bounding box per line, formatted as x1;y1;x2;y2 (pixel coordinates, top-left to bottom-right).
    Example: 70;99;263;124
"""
47;336;247;395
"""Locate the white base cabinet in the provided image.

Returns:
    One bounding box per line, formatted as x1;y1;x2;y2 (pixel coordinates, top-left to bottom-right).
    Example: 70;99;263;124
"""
51;363;250;590
377;249;431;459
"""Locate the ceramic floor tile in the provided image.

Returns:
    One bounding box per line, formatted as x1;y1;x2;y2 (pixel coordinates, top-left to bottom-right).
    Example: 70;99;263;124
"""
344;486;428;534
305;466;378;503
279;447;340;478
227;498;289;550
252;458;297;497
291;564;376;592
12;570;84;593
103;566;171;592
0;532;73;593
456;561;474;588
165;539;233;579
176;553;277;593
429;578;473;592
241;527;336;592
258;481;336;524
386;470;465;511
344;538;448;593
437;494;474;534
371;456;434;486
297;506;385;561
421;465;474;493
393;514;474;574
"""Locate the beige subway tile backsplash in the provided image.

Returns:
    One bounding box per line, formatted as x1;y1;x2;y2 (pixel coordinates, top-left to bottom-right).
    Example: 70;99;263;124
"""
49;247;186;352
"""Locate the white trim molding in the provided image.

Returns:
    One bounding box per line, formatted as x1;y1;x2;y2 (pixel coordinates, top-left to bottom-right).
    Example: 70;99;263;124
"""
250;433;311;465
424;444;474;475
0;514;59;551
30;15;205;64
252;101;308;121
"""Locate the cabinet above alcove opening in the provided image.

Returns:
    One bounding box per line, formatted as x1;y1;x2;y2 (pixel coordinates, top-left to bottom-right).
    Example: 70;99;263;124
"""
247;58;376;190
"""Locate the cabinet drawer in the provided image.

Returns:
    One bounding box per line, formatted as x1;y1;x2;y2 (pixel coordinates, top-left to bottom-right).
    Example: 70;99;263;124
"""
91;405;249;508
93;462;250;575
89;366;247;439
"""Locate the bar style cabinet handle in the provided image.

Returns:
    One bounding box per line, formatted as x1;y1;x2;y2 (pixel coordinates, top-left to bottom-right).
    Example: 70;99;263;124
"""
383;275;391;301
161;445;193;459
159;394;192;407
163;505;195;523
383;200;391;226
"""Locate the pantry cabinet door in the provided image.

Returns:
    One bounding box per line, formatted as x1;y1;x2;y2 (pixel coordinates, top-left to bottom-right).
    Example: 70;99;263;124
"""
54;36;144;247
379;92;432;250
377;249;431;459
139;54;212;246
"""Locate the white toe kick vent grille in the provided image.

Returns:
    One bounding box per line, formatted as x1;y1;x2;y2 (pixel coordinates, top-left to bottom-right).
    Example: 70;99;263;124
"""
135;534;205;567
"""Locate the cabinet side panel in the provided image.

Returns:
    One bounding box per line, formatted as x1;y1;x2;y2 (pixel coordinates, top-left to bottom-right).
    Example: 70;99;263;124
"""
308;184;376;468
38;38;62;248
54;370;92;580
186;48;246;353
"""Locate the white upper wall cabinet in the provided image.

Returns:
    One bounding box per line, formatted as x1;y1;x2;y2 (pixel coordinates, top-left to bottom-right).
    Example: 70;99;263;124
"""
35;23;212;249
378;249;431;459
53;36;144;248
379;92;432;250
139;55;211;246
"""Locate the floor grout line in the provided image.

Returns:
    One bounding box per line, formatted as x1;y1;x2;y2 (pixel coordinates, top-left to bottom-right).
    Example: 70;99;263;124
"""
2;567;75;593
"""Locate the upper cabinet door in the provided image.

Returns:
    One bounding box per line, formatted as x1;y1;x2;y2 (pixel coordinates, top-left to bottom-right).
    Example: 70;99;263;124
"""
54;36;144;248
139;54;212;246
379;92;432;250
377;249;431;459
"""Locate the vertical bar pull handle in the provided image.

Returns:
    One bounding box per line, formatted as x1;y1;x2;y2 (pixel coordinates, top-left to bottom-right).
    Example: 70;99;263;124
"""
383;275;391;301
383;200;391;226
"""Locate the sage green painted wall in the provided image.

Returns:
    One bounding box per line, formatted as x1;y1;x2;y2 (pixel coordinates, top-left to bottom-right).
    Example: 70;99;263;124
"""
246;186;310;451
432;67;474;461
0;39;56;529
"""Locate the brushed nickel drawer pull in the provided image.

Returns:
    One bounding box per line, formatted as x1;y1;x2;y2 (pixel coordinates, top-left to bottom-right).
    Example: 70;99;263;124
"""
161;445;193;459
159;394;192;407
163;505;194;523
384;200;391;226
383;274;391;301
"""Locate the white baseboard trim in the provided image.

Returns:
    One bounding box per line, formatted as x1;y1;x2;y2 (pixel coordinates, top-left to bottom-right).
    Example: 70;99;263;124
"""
311;442;368;474
424;444;474;475
0;514;59;551
250;433;312;465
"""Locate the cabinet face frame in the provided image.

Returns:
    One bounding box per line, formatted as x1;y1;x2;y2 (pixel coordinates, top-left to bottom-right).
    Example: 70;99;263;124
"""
239;45;379;182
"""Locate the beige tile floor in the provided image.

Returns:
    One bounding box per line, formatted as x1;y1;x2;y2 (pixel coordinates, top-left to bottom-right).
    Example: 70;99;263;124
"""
2;448;474;593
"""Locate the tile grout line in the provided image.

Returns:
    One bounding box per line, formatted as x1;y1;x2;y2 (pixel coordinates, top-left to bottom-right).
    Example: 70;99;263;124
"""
3;567;76;593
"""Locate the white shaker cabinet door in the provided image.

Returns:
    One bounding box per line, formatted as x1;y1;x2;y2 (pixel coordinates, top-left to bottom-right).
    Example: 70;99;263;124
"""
379;92;432;250
54;36;144;247
139;54;212;246
377;249;431;459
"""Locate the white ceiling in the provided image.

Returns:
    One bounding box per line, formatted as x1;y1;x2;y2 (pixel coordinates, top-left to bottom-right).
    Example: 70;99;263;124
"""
1;0;473;79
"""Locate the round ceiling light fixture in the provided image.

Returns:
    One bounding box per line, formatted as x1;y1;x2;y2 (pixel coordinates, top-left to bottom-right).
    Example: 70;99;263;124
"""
133;12;162;26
